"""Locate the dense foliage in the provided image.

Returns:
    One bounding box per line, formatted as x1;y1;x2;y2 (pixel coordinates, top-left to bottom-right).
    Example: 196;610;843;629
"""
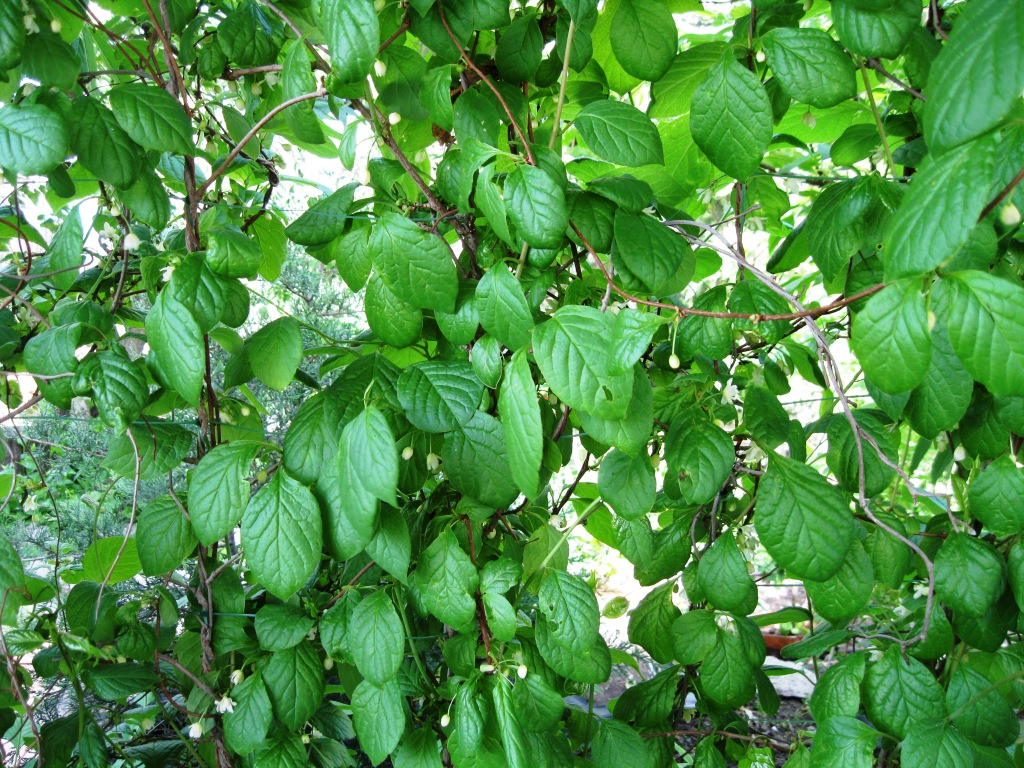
0;0;1023;765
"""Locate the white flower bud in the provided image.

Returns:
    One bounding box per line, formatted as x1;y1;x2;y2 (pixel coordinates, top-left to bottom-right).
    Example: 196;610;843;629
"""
50;17;61;33
402;446;414;460
801;111;816;128
188;722;204;739
426;452;441;472
251;82;262;96
668;353;681;369
1000;202;1021;227
123;232;141;252
240;406;250;417
440;714;451;727
229;669;245;686
301;734;310;744
516;664;528;679
323;657;334;670
264;72;279;87
479;663;495;673
140;718;155;731
953;445;966;462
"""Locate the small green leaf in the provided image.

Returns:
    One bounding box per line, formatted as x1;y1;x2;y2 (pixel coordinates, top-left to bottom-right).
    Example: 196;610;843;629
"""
69;97;141;189
808;652;866;722
146;290;204;404
665;416;733;505
255;604;315;651
350;590;405;685
0;103;68;176
442;411;520;507
690;52;772;181
263;641;325;730
206;226;262;279
610;0;677;82
370;213;458;313
599;449;654;520
945;664;1017;748
762;28;857;108
476;264;534;351
242;471;322;599
627;581;681;663
934;533;1005;618
398;361;484;433
82;537;142;584
809;716;877;768
968;457;1024;536
136;496;197;576
340;406;399;507
365;274;423;347
499;349;543;497
612;210;693;297
833;0;921;59
109;84;195;156
352;678;405;765
900;719;973;768
851;279;932;395
698;532;755;613
284;184;357;246
574;100;664;167
804;540;873;624
495;14;542;83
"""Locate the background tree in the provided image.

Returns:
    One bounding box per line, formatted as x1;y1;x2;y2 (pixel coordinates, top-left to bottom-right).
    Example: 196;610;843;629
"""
0;0;1022;766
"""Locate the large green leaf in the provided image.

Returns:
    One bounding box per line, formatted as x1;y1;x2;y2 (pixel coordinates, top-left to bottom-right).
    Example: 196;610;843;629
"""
535;570;611;683
340;406;398;507
690;52;772;181
318;0;379;83
352;678;405;765
903;321;972;439
397;361;484;433
610;0;676;82
136;496;197;576
884;137;996;280
217;0;281;67
697;532;754;614
505;164;568;249
804;540;873;624
900;719;973;768
577;364;653;457
0;0;24;71
223;673;273;756
442;411;520;507
664;416;733;505
0;103;68;176
82;537;142;584
284;184;357;246
762;28;857;109
650;42;728;119
189;442;259;546
946;664;1017;748
206;226;262;279
850;279;932;395
825;409;899;498
350;590;404;685
923;0;1024;155
146;289;204;404
599;449;654;521
810;716;877;768
754;452;854;581
413;529;478;628
281;41;325;144
808;652;866;722
499;349;543;498
832;0;921;59
255;604;315;651
370;213;458;313
968;457;1024;536
612;210;693;297
476;265;534;351
365;274;424;347
108;84;194;155
69;97;142;189
574;100;664;167
75;348;148;430
247;317;302;391
262;641;325;730
933;271;1024;398
241;471;322;599
934;533;1005;618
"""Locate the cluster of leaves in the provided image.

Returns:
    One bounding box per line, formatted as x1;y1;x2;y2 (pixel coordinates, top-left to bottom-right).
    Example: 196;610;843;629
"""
0;0;1023;766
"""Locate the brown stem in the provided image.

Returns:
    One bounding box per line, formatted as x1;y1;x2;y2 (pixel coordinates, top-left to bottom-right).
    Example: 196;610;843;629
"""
978;164;1024;223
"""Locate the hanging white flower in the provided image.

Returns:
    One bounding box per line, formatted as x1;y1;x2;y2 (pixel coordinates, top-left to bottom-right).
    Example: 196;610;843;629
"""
229;669;245;686
187;722;204;739
215;696;235;715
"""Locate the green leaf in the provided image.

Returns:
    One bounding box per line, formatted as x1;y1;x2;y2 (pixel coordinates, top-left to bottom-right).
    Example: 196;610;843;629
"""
352;678;405;766
75;348;148;430
804;539;873;624
934;533;1005;618
903;321;973;439
119;169;171;229
672;609;717;665
398;361;484;433
884;137;996;280
610;0;677;82
933;271;1024;398
833;0;921;59
136;496;197;575
413;528;479;627
81;537;142;584
535;570;611;683
340;406;399;507
491;677;530;768
665;416;733;505
577;364;653;457
690;52;772;181
365;273;423;347
167;253;227;333
103;423;194;481
499;349;543;497
612;210;693;297
69;97;141;189
698;532;755;613
495;14;542;83
282;42;325;145
809;716;877;768
599;449;654;520
370;213;458;313
945;664;1017;748
442;411;520;507
108;84;194;156
825;410;899;498
627;581;681;663
350;590;404;684
0;0;24;71
263;641;325;730
247;317;302;391
900;719;973;768
574;100;664;167
318;0;378;83
923;0;1024;156
754;452;854;581
476;264;534;351
252;215;288;282
677;286;733;359
392;727;444;768
701;624;756;707
206;226;262;279
505;164;569;249
533;306;634;420
284;184;357;246
367;506;411;583
255;604;315;651
762;28;857;109
189;441;259;546
146;289;204;403
218;0;281;66
850;279;932;395
0;103;69;176
808;652;866;722
968;457;1024;536
82;663;157;701
242;471;322;600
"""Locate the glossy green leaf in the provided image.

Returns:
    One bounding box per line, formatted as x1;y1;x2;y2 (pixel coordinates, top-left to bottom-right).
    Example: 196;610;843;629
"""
136;496;197;575
284;184;357;246
934;533;1005;618
350;590;404;684
263;641;325;730
665;416;733;505
255;604;315;651
319;0;378;83
900;719;973;768
499;349;543;497
945;664;1017;748
832;0;921;59
413;528;478;628
398;361;484;433
242;471;322;599
476;264;534;351
247;317;302;391
0;103;68;176
968;457;1024;536
612;210;693;297
442;411;520;507
108;85;194;155
804;540;873;624
574;100;664;167
505;164;569;249
370;212;458;313
698;532;755;613
610;0;677;82
599;448;655;520
851;279;932;395
189;441;259;545
207;226;262;279
82;537;142;584
146;290;204;404
352;678;405;765
69;97;141;189
762;28;857;108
